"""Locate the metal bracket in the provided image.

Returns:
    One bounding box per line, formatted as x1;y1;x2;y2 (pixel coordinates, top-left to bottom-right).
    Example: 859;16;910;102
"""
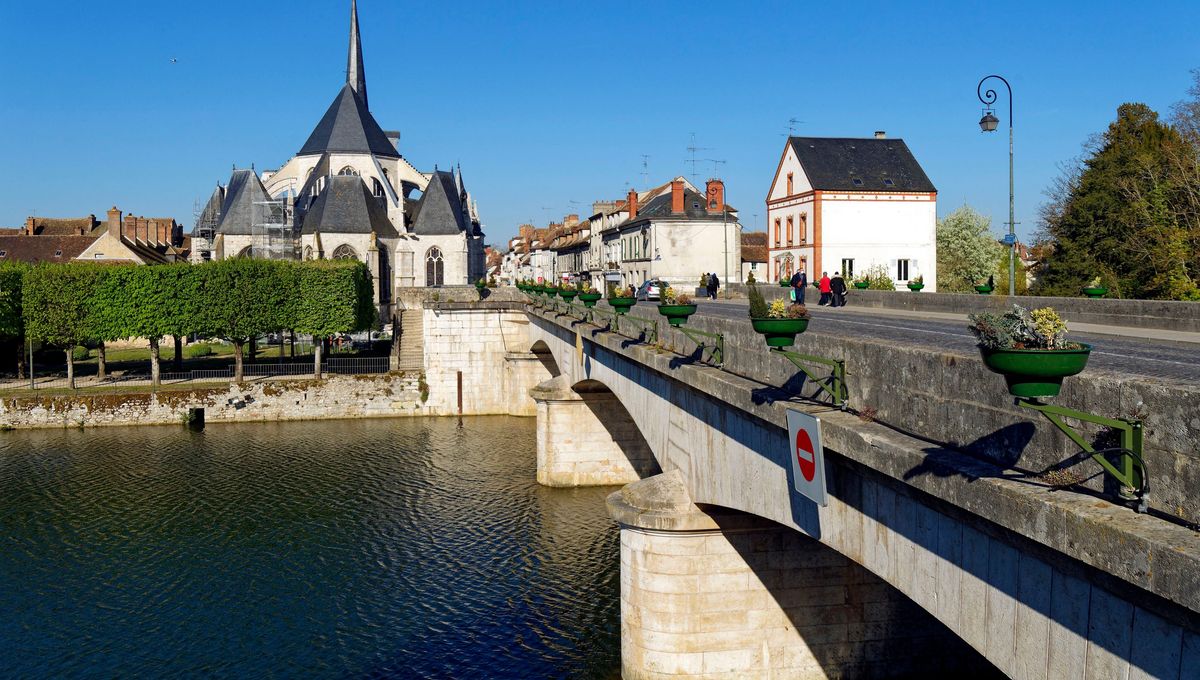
770;348;848;409
674;326;724;366
1017;398;1148;512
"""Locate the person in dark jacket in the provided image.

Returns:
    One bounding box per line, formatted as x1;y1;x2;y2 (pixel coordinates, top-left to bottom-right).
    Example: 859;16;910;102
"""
789;268;808;304
830;272;847;307
707;273;720;299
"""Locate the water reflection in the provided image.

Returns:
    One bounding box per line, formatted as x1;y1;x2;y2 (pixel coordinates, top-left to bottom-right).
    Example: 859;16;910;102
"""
0;417;620;678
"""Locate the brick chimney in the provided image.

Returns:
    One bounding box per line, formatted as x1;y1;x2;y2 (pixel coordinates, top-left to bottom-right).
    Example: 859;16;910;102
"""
705;179;725;213
627;189;638;219
670;180;685;214
23;217;35;235
874;130;887;139
107;207;122;238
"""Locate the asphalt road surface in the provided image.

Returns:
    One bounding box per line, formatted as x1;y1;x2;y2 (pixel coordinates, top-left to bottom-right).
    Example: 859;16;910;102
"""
691;299;1200;387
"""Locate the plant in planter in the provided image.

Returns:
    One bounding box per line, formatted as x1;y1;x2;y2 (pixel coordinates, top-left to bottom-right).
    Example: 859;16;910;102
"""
657;286;697;327
968;305;1091;398
748;283;809;347
778;277;791;288
1082;276;1108;299
852;275;870;290
577;280;603;307
746;271;757;284
907;274;925;292
559;283;578;301
975;274;995;295
607;283;637;314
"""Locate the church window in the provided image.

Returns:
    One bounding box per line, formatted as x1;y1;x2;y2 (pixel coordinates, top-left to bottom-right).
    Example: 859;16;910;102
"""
303;246;313;260
425;247;444;287
373;178;385;198
338;166;360;176
332;244;358;260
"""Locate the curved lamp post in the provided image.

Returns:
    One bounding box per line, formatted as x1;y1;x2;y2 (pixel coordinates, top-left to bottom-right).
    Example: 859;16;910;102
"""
977;74;1015;297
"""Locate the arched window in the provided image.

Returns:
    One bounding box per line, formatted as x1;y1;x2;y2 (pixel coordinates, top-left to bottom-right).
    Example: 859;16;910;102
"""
338;166;359;176
372;177;385;197
425;246;444;287
303;246;313;260
332;244;358;260
236;245;253;258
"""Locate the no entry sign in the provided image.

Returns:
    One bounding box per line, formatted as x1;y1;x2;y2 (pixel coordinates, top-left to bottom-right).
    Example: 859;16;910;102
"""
786;409;827;506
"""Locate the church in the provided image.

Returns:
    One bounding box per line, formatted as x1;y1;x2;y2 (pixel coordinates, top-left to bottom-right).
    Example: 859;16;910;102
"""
191;0;487;307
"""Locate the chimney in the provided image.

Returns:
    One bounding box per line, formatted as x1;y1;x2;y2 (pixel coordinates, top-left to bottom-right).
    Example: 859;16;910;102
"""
671;180;685;214
107;206;122;238
874;130;887;139
23;217;35;235
627;189;639;219
705;179;725;213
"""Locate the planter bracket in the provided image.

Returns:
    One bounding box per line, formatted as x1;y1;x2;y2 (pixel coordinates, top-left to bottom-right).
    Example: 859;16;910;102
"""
673;326;724;366
1017;398;1148;512
771;348;849;409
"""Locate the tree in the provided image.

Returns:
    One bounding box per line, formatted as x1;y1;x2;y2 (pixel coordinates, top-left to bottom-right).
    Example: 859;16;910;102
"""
86;264;138;381
1035;103;1200;299
1170;68;1200;152
293;260;376;378
23;263;100;389
0;262;27;378
936;205;1002;292
195;259;295;382
120;264;201;386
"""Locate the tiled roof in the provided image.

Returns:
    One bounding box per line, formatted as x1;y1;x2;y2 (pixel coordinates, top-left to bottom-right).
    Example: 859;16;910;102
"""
27;216;99;236
0;235;98;263
787;137;936;192
740;231;768;263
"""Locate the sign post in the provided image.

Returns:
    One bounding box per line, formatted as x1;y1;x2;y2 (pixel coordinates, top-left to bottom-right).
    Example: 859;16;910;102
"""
786;409;827;506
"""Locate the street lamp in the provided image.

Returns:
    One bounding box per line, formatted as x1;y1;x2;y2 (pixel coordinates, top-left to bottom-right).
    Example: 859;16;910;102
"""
976;74;1015;297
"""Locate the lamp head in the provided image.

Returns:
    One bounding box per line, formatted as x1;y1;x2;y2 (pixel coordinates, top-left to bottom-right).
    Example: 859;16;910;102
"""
979;110;1000;133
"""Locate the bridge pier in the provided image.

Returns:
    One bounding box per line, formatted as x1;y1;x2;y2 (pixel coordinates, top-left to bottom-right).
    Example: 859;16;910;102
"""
529;376;659;487
607;471;989;679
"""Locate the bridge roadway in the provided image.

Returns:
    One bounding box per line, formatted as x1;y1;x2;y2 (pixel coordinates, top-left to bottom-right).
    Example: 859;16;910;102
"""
690;298;1200;386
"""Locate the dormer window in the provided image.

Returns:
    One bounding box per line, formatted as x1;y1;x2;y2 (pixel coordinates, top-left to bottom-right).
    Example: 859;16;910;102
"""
54;250;63;257
0;251;6;258
852;178;864;187
883;178;895;187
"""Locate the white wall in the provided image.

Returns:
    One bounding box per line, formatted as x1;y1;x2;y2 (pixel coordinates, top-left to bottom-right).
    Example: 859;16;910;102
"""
820;195;937;290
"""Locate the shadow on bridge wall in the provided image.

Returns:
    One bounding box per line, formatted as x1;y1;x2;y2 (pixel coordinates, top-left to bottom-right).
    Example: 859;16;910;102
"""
573;378;661;481
529;340;561;378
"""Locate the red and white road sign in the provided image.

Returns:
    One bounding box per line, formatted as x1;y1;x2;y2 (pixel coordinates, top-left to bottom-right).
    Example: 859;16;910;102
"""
786;409;827;506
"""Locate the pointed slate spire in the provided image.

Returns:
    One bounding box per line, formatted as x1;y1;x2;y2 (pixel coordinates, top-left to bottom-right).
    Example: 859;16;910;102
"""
347;0;367;109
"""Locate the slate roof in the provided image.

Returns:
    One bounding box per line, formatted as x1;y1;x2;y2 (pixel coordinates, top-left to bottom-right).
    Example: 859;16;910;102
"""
412;170;469;236
215;169;273;235
301;175;397;237
787;137;936;193
297;84;399;158
0;235;98;263
193;185;225;236
630;186;723;222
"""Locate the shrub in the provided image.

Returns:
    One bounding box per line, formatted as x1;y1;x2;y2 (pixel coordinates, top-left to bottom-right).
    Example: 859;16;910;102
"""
968;305;1076;350
71;345;89;361
864;263;894;290
748;283;768;318
185;343;214;358
746;271;757;284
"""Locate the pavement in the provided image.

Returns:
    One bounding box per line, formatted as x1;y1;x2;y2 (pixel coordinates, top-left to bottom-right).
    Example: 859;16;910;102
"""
690;297;1200;386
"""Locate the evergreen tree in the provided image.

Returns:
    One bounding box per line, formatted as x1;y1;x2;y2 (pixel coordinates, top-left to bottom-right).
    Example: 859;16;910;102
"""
1035;103;1200;299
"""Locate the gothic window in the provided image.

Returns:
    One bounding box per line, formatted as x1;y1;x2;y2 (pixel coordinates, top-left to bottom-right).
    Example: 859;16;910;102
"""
303;246;313;260
332;244;358;260
425;247;444;287
338;166;359;176
236;246;253;258
373;178;385;198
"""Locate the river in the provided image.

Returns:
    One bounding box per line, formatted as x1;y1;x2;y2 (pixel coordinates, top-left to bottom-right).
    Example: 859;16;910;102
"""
0;417;620;678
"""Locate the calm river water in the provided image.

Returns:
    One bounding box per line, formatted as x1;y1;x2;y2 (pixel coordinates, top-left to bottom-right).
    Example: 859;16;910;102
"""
0;417;620;678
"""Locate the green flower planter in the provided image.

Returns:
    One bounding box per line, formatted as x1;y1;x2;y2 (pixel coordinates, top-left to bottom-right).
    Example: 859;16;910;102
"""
608;297;636;315
750;317;810;348
975;285;994;295
657;304;697;327
812;281;821;290
778;280;790;288
1083;287;1108;299
578;292;602;308
853;282;869;290
907;283;925;292
559;290;577;302
979;344;1093;398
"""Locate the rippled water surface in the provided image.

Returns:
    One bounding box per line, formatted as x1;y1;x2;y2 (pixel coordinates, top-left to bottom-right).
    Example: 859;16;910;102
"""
0;417;620;678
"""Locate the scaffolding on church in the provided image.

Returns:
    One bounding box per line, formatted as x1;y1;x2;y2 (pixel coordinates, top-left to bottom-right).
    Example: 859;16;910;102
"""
251;196;298;260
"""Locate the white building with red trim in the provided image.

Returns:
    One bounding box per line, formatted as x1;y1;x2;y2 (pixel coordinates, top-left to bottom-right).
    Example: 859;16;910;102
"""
765;134;937;290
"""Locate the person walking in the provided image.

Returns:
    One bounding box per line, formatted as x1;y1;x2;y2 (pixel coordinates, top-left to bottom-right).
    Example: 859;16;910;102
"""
789;267;808;304
830;271;847;307
708;272;720;300
818;272;832;306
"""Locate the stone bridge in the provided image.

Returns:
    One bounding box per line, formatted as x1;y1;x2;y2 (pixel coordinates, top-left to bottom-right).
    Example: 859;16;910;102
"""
518;307;1200;679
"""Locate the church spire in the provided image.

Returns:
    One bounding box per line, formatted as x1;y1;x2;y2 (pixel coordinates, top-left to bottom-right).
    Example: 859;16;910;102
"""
347;0;367;109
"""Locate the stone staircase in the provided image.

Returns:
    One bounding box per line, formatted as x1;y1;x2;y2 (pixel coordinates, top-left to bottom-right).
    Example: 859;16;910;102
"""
396;308;424;370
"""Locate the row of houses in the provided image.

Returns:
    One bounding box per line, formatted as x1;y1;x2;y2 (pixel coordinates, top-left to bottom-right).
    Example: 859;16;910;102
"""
497;177;753;291
495;133;940;292
0;208;188;265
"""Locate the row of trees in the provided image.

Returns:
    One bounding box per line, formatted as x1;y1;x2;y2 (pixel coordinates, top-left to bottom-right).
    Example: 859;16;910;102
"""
0;259;376;388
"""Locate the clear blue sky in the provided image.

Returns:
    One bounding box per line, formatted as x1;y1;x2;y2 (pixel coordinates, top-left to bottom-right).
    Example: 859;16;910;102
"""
2;0;1197;245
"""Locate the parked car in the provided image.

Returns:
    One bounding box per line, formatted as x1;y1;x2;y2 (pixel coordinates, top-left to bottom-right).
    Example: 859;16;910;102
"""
635;279;666;301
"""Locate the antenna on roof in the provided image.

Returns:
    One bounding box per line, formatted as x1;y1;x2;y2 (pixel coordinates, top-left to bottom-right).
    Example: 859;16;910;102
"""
782;117;808;137
705;159;726;177
639;154;651;187
686;133;711;183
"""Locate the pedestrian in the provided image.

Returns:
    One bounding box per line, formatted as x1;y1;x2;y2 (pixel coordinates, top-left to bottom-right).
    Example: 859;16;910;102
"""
830;272;847;307
709;272;720;299
789;267;808;304
819;271;832;306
